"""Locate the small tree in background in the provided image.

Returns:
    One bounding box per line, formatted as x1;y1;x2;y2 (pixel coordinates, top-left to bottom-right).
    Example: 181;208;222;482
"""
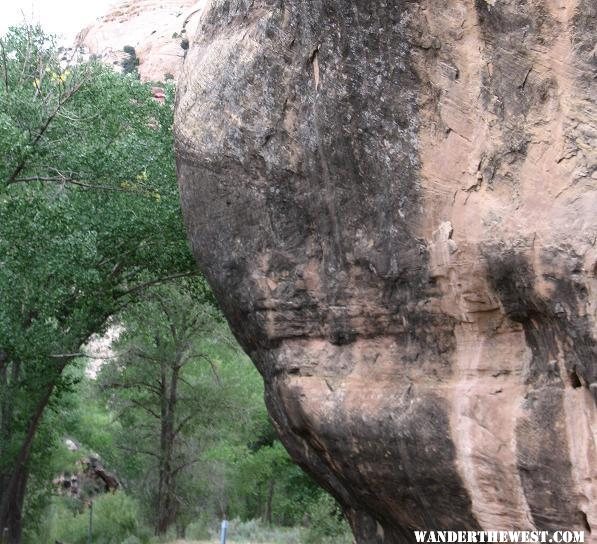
99;281;229;536
121;45;139;77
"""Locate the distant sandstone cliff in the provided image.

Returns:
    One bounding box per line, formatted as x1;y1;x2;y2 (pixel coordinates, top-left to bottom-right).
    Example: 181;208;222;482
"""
75;0;204;82
175;0;596;542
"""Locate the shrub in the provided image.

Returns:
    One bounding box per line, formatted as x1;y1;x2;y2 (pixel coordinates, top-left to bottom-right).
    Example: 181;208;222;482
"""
46;492;141;544
121;536;142;544
121;45;140;76
185;512;212;540
302;493;353;544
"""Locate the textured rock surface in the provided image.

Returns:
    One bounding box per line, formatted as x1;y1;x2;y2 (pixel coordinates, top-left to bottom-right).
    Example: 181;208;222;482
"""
175;0;596;541
76;0;204;82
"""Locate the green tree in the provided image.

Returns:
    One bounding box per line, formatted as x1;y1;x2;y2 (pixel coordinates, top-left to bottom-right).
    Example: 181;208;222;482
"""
99;281;248;536
0;24;195;542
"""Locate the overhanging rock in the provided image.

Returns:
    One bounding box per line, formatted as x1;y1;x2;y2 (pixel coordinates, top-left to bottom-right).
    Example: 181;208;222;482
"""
174;1;596;541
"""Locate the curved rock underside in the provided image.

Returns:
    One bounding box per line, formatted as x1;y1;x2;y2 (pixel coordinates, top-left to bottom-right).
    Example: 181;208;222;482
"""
174;0;596;541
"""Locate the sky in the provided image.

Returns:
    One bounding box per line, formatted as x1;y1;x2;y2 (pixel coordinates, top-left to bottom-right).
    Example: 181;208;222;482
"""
0;0;116;42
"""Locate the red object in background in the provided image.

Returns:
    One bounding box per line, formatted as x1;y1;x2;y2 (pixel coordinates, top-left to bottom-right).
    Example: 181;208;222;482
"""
151;86;166;103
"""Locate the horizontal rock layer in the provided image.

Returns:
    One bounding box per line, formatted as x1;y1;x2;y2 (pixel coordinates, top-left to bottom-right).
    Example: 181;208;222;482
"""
175;0;596;541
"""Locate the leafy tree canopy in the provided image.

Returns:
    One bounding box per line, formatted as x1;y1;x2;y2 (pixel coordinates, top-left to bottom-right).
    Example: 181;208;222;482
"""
0;24;197;541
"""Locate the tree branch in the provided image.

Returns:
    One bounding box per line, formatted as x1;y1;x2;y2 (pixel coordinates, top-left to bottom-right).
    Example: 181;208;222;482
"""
115;271;197;299
197;353;222;386
48;352;115;360
0;39;8;92
173;413;195;438
7;71;90;184
104;380;162;396
172;457;200;476
129;398;161;420
117;444;159;459
10;175;132;192
48;352;86;359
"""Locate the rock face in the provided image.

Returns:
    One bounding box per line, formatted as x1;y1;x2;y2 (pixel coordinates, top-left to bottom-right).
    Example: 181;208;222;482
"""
76;0;204;82
54;456;119;502
175;0;596;541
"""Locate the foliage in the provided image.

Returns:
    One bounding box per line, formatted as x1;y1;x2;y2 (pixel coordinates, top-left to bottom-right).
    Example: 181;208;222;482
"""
121;45;139;77
184;512;212;541
69;280;345;539
40;493;143;544
302;493;353;544
97;281;231;534
0;23;195;538
25;302;352;543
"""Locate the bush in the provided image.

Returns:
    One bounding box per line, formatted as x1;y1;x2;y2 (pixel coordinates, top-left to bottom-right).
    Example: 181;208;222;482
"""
44;492;142;544
121;536;142;544
185;512;212;541
121;45;140;76
302;493;353;544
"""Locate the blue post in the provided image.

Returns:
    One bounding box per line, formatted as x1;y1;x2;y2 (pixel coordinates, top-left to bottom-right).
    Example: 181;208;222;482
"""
220;519;228;544
87;501;93;544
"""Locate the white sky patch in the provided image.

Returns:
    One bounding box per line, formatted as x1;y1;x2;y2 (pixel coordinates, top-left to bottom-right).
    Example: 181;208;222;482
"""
0;0;117;42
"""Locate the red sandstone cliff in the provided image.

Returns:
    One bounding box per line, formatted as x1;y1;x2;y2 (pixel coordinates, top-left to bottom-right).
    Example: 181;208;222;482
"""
75;0;204;82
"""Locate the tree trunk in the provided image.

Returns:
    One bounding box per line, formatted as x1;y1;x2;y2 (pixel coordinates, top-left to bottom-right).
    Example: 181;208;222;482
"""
155;460;176;535
0;359;19;450
0;468;28;544
264;479;275;526
155;475;175;535
0;384;53;544
155;363;179;535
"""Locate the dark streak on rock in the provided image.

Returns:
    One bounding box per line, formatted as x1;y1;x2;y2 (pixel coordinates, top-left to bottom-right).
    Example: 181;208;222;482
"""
484;244;596;399
515;389;579;530
484;244;595;525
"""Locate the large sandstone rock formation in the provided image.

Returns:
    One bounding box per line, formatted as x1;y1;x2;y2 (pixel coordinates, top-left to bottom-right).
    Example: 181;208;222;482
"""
76;0;204;82
175;0;596;541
